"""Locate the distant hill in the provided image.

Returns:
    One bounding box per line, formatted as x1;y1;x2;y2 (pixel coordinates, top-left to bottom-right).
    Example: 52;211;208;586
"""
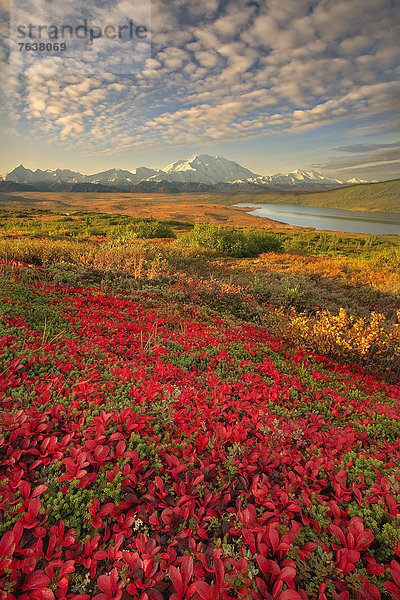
0;181;39;192
221;179;400;213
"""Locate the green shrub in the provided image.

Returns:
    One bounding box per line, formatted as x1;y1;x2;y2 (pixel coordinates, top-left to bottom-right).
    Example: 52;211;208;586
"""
126;220;175;239
181;223;282;257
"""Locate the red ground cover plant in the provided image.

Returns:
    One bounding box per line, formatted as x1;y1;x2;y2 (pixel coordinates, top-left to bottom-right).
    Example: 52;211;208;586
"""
1;261;400;599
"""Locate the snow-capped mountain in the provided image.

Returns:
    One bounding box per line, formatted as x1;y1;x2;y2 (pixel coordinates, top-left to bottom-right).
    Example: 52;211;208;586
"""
269;169;343;186
240;168;363;189
85;168;136;185
2;155;369;190
4;165;84;184
151;154;259;184
346;177;370;184
84;167;161;185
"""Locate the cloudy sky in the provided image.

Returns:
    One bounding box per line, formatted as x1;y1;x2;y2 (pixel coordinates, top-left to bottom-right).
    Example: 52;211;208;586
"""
1;0;399;179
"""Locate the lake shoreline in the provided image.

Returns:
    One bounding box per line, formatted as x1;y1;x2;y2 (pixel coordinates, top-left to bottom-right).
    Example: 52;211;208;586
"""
234;203;400;235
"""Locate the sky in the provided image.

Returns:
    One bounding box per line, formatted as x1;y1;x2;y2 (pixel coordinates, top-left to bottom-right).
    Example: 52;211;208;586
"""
0;0;399;180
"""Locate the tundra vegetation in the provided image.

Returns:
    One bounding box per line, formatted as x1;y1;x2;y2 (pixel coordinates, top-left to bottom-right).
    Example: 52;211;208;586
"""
1;207;400;599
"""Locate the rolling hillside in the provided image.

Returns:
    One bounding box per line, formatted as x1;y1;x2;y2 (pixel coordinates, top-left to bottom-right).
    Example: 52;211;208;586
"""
219;178;400;213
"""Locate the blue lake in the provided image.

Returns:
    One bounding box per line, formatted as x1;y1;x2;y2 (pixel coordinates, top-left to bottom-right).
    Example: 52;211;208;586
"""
234;203;400;235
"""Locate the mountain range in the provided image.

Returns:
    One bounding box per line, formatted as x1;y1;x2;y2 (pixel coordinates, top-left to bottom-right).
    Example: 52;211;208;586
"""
1;154;370;192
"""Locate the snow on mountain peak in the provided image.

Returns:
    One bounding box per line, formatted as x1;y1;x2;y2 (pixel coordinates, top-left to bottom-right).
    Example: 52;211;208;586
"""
346;177;369;184
159;154;258;184
1;155;372;189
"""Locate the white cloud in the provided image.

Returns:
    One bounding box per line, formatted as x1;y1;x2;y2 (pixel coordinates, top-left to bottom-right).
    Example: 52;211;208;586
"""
0;0;398;156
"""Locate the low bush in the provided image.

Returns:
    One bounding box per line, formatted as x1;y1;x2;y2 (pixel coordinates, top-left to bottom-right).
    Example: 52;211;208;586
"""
181;223;283;257
264;304;400;379
0;211;178;240
120;219;176;240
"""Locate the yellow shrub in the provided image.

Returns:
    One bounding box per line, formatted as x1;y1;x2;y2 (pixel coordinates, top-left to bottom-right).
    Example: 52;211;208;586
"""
264;305;400;378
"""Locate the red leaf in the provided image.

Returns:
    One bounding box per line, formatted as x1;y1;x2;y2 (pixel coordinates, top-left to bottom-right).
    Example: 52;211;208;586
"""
302;543;317;553
273;580;283;597
193;581;212;600
170;565;183;597
32;485;48;498
181;555;193;587
0;531;15;557
384;582;400;600
28;498;41;519
59;560;75;578
358;529;374;550
24;571;51;591
277;566;296;582
269;526;279;554
279;590;303;600
34;590;55;600
392;560;400;586
329;524;346;546
98;503;115;517
98;574;112;595
256;555;270;578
